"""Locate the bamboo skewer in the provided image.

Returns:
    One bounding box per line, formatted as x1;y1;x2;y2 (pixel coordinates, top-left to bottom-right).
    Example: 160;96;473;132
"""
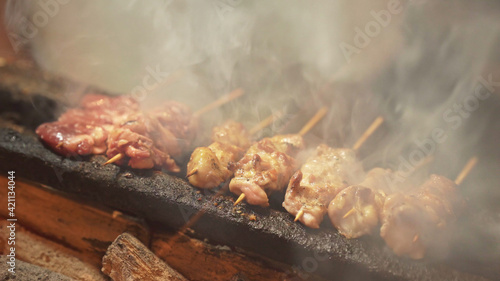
296;115;384;222
352;116;384;152
104;88;245;166
248;111;284;136
104;153;124;166
342;207;356;219
185;169;198;178
294;208;305;222
413;234;419;243
454;156;478;185
411;158;477;244
194;88;244;117
236;107;329;207
298;107;328;137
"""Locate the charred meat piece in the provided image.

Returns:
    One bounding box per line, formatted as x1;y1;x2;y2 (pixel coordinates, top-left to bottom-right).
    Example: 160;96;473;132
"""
187;120;249;189
328;168;394;237
282;145;363;228
379;174;464;259
187;142;244;188
106;101;197;170
36;94;198;171
36;94;140;156
36;121;108;156
211;120;251;149
106;117;180;171
148;101;198;154
229;134;305;207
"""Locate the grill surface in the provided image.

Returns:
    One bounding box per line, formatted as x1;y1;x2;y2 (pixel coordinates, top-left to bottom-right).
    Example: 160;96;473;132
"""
0;64;493;281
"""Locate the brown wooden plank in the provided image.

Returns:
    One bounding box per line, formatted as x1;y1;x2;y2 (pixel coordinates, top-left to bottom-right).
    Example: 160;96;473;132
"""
0;176;150;265
102;232;188;281
0;220;107;281
0;255;76;281
151;231;306;281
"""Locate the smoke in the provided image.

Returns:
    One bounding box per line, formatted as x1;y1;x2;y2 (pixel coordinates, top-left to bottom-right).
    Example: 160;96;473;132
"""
4;0;500;276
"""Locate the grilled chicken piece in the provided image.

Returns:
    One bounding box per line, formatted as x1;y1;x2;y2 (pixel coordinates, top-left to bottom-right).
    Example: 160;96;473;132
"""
187;142;244;188
211;120;251;149
148;101;198;155
229;134;305;207
36;94;140;156
105;100;198;171
187;120;250;188
282;145;363;228
106;117;179;171
380;174;464;259
328;168;393;237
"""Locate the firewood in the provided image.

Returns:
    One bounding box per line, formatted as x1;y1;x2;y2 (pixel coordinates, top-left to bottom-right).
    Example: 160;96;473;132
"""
228;273;250;281
0;256;75;281
102;232;188;281
0;220;107;281
0;176;150;265
152;231;292;281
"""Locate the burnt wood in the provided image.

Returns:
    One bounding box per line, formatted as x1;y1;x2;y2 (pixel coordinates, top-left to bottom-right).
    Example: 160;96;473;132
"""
0;64;492;281
102;233;188;281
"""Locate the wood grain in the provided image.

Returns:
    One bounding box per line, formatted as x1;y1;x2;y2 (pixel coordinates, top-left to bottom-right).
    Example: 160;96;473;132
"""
102;232;188;281
0;176;150;265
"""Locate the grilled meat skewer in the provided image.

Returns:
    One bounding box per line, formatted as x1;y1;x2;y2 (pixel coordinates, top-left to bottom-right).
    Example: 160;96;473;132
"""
328;168;396;237
187;120;250;188
380;174;464;259
283;145;363;228
229;107;328;207
229;134;305;206
283;116;384;227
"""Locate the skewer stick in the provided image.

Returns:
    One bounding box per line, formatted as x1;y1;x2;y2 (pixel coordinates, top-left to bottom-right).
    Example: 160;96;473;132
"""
236;107;329;207
413;234;419;243
194;88;244;117
352;116;384;152
414;155;434;171
294;207;305;222
454;156;478;185
248;111;284;136
104;153;124;166
186;169;198;178
298;106;328;136
343;208;356;219
234;194;246;206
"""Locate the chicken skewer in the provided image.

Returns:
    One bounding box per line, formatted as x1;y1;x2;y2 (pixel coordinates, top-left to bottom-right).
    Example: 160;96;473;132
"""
328;154;434;238
186;111;283;189
231;107;329;207
104;88;244;168
378;157;476;259
284;117;384;228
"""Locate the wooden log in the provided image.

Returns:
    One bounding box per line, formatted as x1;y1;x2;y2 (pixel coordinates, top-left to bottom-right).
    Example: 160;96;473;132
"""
0;256;75;281
0;176;150;265
228;273;250;281
0;220;107;281
151;231;301;281
102;232;188;281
